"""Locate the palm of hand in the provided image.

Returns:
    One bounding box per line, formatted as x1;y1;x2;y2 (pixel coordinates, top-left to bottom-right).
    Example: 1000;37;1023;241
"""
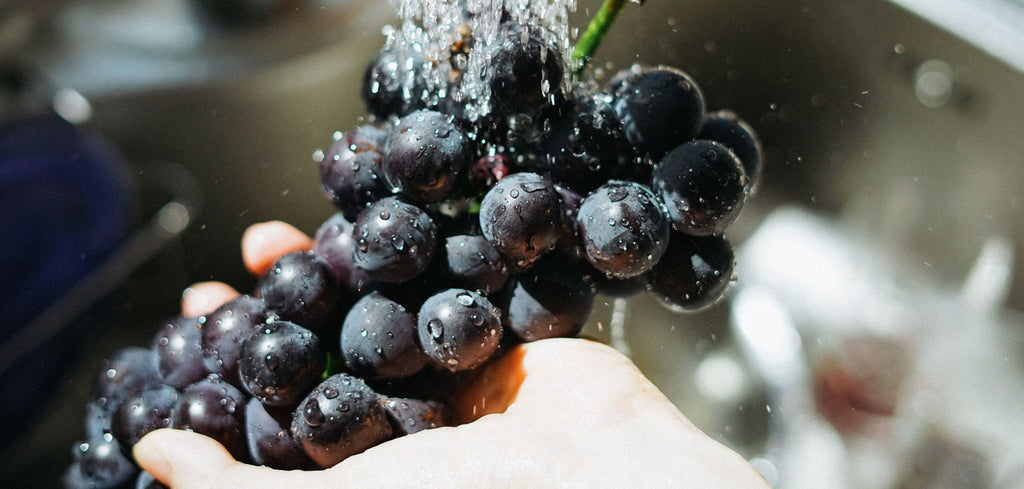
135;221;768;488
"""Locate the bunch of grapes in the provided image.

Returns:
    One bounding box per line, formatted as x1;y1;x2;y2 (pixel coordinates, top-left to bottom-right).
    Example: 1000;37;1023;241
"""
64;4;762;488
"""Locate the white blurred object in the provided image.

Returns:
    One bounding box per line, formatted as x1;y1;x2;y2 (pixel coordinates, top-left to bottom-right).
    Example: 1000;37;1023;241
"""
732;203;1024;488
887;0;1024;74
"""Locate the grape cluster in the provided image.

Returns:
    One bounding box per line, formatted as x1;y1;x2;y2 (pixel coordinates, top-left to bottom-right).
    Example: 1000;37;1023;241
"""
64;11;762;488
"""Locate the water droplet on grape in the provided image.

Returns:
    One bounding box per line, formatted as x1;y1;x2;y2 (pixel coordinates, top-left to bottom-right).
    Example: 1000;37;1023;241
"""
304;399;325;427
427;319;444;340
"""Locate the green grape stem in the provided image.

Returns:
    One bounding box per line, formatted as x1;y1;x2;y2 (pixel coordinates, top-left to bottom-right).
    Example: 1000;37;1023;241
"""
572;0;640;76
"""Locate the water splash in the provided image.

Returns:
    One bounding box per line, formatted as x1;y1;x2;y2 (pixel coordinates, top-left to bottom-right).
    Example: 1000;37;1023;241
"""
382;0;578;121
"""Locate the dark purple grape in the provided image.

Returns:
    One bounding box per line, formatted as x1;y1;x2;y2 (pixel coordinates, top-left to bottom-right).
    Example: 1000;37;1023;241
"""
84;402;113;439
151;316;207;390
291;373;392;468
312;213;376;292
257;250;339;327
478;172;564;268
536;93;632;192
171;377;247;459
652;139;748;236
135;471;168;489
382;109;470;203
647;232;734;312
361;47;429;120
200;294;268;388
67;433;137;489
238;320;325;407
92;347;161;412
318;125;390;218
381;397;449;436
244;398;311;469
698;109;764;193
110;384;179;448
577;180;670;279
417;288;503;372
610;65;705;160
502;255;595;342
440;234;509;295
352;196;437;284
62;462;89;489
479;22;564;121
340;291;427;380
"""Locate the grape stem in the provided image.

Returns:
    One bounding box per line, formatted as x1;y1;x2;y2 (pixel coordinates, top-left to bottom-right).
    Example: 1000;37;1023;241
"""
572;0;640;76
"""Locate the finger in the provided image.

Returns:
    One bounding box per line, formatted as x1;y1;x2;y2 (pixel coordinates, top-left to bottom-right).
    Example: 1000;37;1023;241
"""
453;338;677;426
500;338;769;488
510;338;697;427
241;221;313;276
134;429;323;489
181;282;240;317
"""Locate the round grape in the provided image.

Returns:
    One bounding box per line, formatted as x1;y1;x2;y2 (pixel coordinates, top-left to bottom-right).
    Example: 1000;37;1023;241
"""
698;109;764;194
340;291;427;380
151;316;206;390
440;234;509;295
110;384;179;449
652;139;748;236
610;65;705;160
171;377;248;460
201;294;268;388
67;433;137;489
91;347;160;413
257;250;339;327
647;232;734;312
502;255;595;342
382;109;470;203
536;93;631;192
352;196;437;283
318;125;390;218
245;397;311;469
479;22;564;120
291;373;392;468
361;47;429;120
239;320;326;407
478;172;564;268
417;288;503;372
577;180;670;279
312;212;376;293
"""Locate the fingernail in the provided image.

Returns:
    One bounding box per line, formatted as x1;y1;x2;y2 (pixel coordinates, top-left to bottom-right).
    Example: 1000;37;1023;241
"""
133;437;171;481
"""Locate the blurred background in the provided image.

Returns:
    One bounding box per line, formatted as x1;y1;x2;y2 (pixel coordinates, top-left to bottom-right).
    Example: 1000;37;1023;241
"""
1;0;1022;486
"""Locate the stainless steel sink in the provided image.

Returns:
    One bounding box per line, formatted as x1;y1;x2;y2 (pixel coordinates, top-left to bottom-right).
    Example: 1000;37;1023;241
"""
3;0;1024;486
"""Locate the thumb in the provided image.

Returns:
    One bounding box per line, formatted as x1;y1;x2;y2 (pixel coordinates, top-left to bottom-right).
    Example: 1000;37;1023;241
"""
133;429;322;489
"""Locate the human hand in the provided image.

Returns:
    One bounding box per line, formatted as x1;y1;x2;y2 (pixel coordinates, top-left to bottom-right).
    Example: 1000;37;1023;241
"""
135;220;769;489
